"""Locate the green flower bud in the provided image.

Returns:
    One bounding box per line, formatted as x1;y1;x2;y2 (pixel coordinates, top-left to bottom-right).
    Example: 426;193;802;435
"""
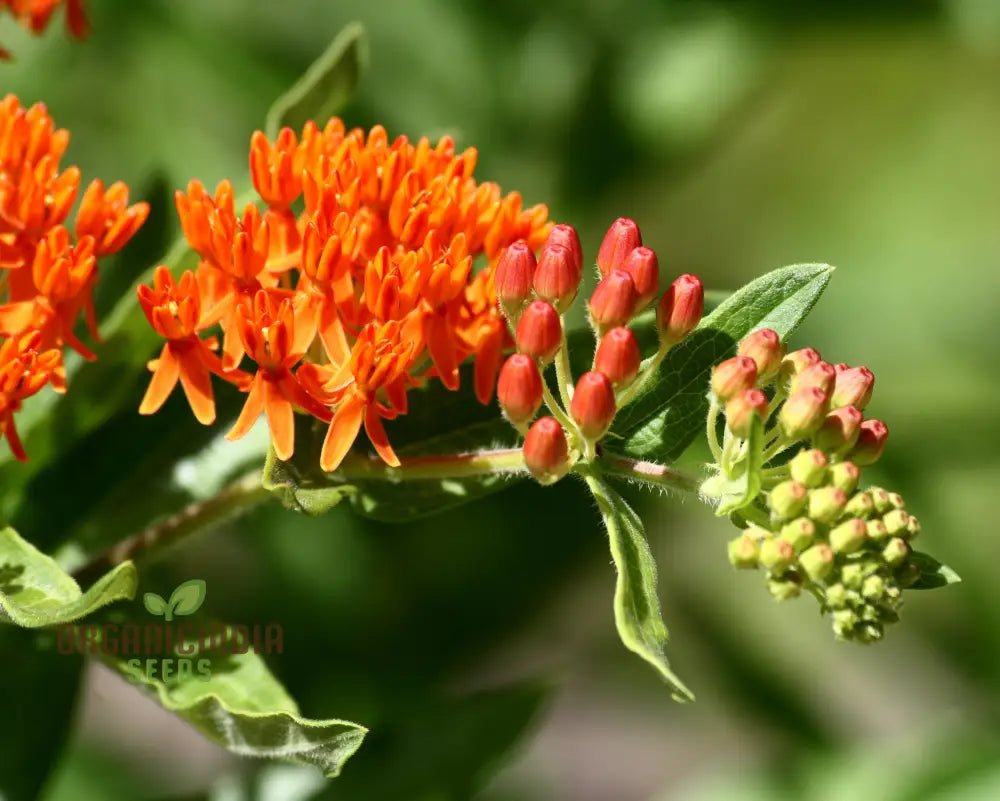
780;517;816;551
830;518;867;554
867;519;889;540
882;509;910;537
789;448;828;488
760;537;796;571
768;576;802;601
728;534;760;569
832;608;859;639
778;388;829;440
858;622;884;643
862;574;886;601
800;543;835;581
808;486;848;524
870;488;894;514
841;562;867;589
906;515;921;539
826;583;849;608
882;537;909;567
770;480;808;520
828;462;861;495
845;490;875;518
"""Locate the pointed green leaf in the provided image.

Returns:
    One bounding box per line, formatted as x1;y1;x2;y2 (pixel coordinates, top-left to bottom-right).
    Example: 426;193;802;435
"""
142;592;168;617
0;527;137;627
167;578;207;617
583;473;694;702
266;22;368;138
610;263;834;463
907;550;962;590
101;621;366;777
700;412;765;515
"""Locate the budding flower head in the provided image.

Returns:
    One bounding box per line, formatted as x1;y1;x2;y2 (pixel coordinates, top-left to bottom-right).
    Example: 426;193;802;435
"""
533;242;580;313
711;356;758;402
849;419;888;466
594;327;641;389
738;328;785;382
778;347;821;388
657;273;704;346
495;241;536;318
813;405;863;453
725;388;768;438
770;480;808;520
728;533;760;569
497;354;543;425
800;543;835;581
808;486;848;524
829;461;861;495
790;360;837;396
829;518;867;554
622;246;660;310
778;387;829;440
789;448;829;488
597;217;641;277
523;416;570;485
516;299;562;364
831;366;875;410
543;224;583;277
588;270;638;331
570;371;616;438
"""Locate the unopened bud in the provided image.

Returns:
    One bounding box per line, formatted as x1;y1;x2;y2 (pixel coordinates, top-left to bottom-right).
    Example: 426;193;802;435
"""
778;388;829;440
533;243;581;313
789;448;828;488
760;537;796;571
800;543;835;581
621;246;660;310
497;354;543;425
828;461;861;495
870;488;893;514
738;328;785;382
845;490;874;518
728;534;760;569
495;241;536;318
830;518;867;553
882;537;909;567
808;486;848;524
543;224;583;277
867;519;889;540
813;406;863;453
523;417;570;485
657;274;704;345
588;270;638;331
862;575;886;601
882;508;910;537
516;300;562;364
711;356;758;402
826;583;849;608
887;492;905;509
780;518;816;551
849;419;888;466
593;327;641;389
770;480;808;520
906;515;921;539
778;347;821;387
597;217;641;277
833;608;859;639
570;371;617;438
841;562;869;590
790;360;837;395
768;577;802;601
831;366;875;410
725;388;768;438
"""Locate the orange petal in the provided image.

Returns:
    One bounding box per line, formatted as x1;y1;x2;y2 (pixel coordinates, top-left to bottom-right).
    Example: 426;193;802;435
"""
264;379;296;461
138;345;180;415
473;322;504;405
176;347;216;425
1;414;27;462
364;406;399;467
425;312;459;390
227;373;265;442
320;394;364;472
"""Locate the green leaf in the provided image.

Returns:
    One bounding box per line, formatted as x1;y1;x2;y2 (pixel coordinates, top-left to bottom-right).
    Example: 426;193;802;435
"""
101;620;366;777
142;592;168;617
167;578;207;617
583;473;694;701
610;263;834;463
699;412;765;515
265;22;368;138
907;550;962;590
0;527;137;627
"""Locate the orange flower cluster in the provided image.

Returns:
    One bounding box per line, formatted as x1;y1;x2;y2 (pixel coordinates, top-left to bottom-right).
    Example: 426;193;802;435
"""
138;120;551;471
0;95;148;459
0;0;86;58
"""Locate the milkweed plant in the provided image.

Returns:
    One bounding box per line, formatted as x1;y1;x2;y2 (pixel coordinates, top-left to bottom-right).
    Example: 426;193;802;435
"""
0;11;959;791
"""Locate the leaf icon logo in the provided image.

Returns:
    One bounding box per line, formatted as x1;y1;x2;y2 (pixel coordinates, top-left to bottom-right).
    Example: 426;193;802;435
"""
143;579;206;621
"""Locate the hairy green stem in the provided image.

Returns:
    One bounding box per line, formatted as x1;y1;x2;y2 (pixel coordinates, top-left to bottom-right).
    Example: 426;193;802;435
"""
598;452;701;494
555;326;576;408
336;447;526;481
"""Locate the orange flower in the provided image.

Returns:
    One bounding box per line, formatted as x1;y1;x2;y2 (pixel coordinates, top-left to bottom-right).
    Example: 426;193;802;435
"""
0;331;61;460
140;118;552;470
0;95;145;460
1;0;87;59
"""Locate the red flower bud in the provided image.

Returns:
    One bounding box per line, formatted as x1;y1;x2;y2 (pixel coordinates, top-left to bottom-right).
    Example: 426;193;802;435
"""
778;347;821;387
656;273;704;345
711;356;758;401
570;371;616;438
523;416;570;485
588;269;638;331
533;243;580;313
738;328;785;382
831;366;875;410
597;217;641;277
725;388;768;438
543;224;583;277
516;299;562;364
497;353;543;425
813;405;863;453
790;360;836;395
594;326;641;389
778;387;829;439
849;419;888;466
622;246;659;310
494;241;536;318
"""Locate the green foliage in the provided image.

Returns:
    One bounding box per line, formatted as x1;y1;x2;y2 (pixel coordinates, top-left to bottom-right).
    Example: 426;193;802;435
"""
908;551;962;591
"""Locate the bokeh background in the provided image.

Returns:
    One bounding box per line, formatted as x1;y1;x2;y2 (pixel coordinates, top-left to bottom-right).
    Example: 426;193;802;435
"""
2;0;998;799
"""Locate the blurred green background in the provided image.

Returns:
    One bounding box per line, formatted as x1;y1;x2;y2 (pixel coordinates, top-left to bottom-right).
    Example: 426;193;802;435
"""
2;0;998;799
